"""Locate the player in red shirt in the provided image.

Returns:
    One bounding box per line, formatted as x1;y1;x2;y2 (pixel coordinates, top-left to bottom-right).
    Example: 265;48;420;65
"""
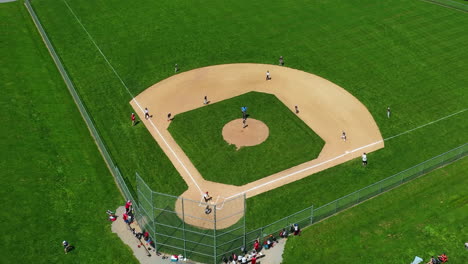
125;200;132;213
131;113;136;126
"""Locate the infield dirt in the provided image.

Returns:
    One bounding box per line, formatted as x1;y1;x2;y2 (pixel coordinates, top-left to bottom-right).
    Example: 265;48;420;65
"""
131;64;384;229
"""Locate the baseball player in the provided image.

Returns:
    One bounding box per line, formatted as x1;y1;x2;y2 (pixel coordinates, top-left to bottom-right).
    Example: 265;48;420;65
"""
203;192;212;202
362;152;367;166
295;105;299;114
131;113;136;126
144;108;150;119
174;64;179;73
204;96;208;105
62;241;72;254
266;70;271;80
243;119;247;128
387;106;391;118
279;56;284;66
167;112;172;121
341;131;347;142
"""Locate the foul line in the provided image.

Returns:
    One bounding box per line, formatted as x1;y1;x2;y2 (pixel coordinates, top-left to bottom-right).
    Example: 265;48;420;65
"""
226;108;467;199
384;108;467;141
62;0;203;194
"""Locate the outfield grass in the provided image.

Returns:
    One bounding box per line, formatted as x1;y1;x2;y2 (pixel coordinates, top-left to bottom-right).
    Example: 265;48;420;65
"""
282;158;468;264
0;2;137;263
168;92;324;185
30;0;467;230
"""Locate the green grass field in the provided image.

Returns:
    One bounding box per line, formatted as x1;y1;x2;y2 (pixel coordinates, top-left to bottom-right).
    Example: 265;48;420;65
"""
21;0;468;252
29;0;467;229
282;158;468;264
0;2;137;263
168;92;324;185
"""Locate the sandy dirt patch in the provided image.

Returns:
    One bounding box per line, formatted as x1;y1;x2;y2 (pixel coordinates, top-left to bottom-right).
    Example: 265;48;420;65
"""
131;63;384;229
222;118;269;149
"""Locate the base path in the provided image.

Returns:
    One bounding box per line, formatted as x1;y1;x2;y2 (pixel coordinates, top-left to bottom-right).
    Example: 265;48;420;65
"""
131;63;384;229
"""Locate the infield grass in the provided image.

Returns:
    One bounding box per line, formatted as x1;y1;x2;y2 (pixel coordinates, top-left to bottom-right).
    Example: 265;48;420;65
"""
30;0;467;231
168;92;324;185
282;158;468;264
0;2;137;263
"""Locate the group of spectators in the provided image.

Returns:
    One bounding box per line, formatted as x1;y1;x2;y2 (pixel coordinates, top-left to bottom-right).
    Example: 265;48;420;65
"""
221;223;301;264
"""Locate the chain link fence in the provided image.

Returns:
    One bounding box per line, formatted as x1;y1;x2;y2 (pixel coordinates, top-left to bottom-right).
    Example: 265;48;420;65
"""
420;0;468;12
136;173;246;263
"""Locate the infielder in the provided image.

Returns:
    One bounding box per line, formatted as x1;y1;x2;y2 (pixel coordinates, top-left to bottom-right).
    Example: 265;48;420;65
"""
362;152;367;166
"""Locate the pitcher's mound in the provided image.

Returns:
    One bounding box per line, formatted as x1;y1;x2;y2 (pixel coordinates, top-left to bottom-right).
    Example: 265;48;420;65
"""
222;119;269;150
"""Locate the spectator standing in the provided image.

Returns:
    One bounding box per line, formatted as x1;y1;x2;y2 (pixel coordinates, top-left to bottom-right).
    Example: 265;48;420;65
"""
125;200;132;213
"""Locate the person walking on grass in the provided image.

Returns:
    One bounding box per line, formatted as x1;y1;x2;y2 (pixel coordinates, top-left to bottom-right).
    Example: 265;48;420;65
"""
387;106;391;118
174;64;179;73
362;152;367;166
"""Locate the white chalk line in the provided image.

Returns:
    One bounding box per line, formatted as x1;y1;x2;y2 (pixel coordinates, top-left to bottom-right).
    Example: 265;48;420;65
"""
384;108;467;141
226;108;467;199
63;0;203;194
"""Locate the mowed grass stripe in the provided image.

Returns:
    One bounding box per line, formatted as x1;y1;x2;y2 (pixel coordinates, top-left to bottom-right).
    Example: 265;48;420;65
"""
282;158;468;264
0;2;137;263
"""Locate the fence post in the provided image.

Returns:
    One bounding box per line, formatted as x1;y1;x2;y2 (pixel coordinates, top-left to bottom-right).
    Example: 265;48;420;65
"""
213;204;217;264
181;198;187;259
310;205;314;224
151;187;157;252
243;193;247;249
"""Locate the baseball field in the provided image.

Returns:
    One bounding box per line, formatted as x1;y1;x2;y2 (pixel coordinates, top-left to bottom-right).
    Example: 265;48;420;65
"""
2;0;467;262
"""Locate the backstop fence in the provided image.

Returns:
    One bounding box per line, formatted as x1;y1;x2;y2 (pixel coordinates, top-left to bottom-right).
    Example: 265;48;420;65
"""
136;173;246;263
25;1;467;263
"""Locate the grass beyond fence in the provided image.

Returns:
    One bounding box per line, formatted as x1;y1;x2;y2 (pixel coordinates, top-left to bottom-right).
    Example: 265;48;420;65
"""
1;2;137;263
